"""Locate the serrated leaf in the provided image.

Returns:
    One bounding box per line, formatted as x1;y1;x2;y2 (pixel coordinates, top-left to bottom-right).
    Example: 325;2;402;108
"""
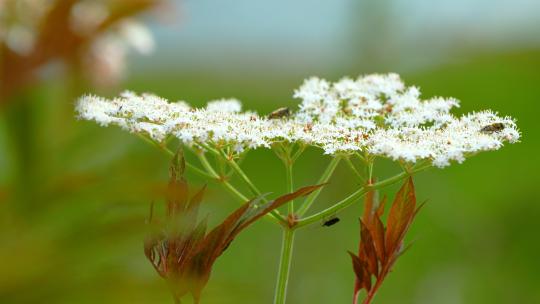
371;215;386;266
349;251;372;292
385;177;416;257
350;177;424;304
359;220;379;277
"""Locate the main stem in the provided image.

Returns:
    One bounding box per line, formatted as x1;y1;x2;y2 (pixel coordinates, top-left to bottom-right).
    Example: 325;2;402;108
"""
274;147;296;304
285;162;294;214
274;227;295;304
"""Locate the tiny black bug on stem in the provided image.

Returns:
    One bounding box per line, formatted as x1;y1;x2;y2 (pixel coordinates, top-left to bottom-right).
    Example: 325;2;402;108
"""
322;217;340;227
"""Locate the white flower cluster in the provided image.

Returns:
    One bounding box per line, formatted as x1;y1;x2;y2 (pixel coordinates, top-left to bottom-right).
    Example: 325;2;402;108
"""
76;74;520;167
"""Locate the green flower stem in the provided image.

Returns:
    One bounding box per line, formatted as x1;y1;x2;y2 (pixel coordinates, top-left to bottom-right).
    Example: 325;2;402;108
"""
273;148;297;304
355;152;367;164
297;157;341;216
344;156;365;184
219;149;264;198
285;162;294;214
215;149;287;224
295;163;431;228
291;144;306;163
366;158;374;181
196;150;220;177
195;152;249;200
136;134;213;179
225;152;247;178
198;149;286;225
273;224;295;304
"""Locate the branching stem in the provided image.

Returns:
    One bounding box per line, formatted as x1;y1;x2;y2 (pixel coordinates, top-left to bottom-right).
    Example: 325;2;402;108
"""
274;146;296;304
138;134;432;303
297;157;341;216
295;162;431;229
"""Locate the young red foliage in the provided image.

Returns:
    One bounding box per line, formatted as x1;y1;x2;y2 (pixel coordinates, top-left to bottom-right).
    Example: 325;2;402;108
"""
350;177;422;304
144;149;324;303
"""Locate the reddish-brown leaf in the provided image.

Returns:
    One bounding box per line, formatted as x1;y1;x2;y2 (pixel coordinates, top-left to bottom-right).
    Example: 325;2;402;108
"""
376;195;387;218
187;185;207;216
236;184;325;232
199;201;252;260
361;187;387;268
370;215;386;267
349;251;372;292
386;200;426;269
385;177;416;257
359;220;379;277
178;220;207;271
350;177;425;304
414;200;427;218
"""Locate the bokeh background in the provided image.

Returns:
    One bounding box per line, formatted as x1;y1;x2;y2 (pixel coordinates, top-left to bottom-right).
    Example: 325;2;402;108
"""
1;0;539;303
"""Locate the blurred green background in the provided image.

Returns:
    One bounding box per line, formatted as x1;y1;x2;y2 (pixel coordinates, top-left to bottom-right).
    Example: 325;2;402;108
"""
1;0;539;303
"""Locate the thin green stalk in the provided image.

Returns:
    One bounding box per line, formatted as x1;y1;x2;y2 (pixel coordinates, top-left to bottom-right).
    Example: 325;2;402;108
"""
216;149;287;224
225;152;247;178
297;186;370;228
297;157;341;216
355;152;367;164
291;144;306;163
220;149;264;198
344;157;365;184
295;164;431;228
273;144;297;304
366;158;374;182
195;151;219;177
273;228;295;304
285;162;294;214
136;134;213;179
197;150;286;225
194;151;249;201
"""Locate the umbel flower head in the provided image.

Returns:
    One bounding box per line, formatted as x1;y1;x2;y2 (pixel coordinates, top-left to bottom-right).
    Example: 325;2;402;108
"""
144;149;322;303
76;74;520;167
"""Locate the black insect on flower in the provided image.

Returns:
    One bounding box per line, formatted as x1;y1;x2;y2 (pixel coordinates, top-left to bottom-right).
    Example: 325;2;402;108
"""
267;107;291;119
480;122;505;134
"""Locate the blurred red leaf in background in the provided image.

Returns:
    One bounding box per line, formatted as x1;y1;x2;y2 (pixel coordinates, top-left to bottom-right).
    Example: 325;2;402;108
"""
145;149;324;303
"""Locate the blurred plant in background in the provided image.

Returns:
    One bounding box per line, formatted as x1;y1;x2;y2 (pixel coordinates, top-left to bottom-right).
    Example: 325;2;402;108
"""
0;0;161;102
0;1;165;302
